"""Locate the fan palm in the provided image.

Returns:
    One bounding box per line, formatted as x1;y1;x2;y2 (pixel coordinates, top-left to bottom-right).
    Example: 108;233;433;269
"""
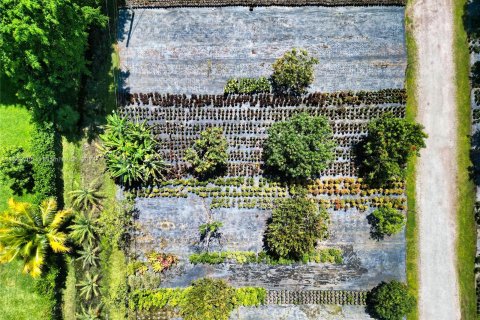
69;212;97;246
76;304;102;320
0;198;72;277
77;272;101;300
69;181;104;212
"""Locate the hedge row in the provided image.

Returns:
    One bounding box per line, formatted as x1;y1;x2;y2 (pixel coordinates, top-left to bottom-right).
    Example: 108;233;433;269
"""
124;0;406;8
31;122;63;207
130;286;266;311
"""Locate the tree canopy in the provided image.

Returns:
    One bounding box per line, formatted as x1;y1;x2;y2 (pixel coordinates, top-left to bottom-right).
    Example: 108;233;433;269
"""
265;196;329;260
0;0;105;127
359;113;427;186
271;48;318;95
367;207;406;240
263;112;336;180
367;281;416;320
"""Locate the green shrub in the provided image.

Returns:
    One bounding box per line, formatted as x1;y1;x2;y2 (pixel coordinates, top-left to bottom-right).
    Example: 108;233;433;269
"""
99;113;168;187
359;113;427;187
181;278;235;320
224;77;271;94
265;197;329;260
367;281;416;320
31;122;63;205
184;127;228;179
263;112;336;180
0;146;34;196
271;48;318;95
367;207;406;240
130;279;266;318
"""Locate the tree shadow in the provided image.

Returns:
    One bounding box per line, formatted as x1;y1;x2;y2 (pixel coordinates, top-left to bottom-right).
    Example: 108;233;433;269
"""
366;213;385;241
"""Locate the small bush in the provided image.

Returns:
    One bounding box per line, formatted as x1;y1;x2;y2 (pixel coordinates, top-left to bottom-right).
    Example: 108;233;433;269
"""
0;146;34;196
265;197;329;260
367;281;416;320
184;127;228;179
367;207;406;240
271;48;318;95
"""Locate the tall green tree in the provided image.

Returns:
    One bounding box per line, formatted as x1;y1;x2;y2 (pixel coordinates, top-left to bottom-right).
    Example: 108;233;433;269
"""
359;113;427;187
367;281;416;320
0;0;105;127
0;198;72;277
263;113;336;180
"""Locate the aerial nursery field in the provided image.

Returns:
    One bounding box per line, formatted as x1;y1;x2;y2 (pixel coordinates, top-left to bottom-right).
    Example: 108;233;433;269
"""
118;5;407;320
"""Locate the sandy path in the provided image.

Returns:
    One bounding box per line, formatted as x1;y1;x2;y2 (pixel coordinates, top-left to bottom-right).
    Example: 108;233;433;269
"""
412;0;461;319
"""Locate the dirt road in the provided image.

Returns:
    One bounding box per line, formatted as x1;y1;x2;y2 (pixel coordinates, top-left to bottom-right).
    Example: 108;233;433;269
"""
412;0;461;319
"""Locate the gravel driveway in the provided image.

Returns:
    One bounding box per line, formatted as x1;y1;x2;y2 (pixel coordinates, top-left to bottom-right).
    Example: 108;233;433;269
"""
412;0;461;318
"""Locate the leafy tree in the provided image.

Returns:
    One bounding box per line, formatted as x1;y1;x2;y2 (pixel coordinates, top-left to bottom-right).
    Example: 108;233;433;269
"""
359;113;427;187
367;207;406;240
184;127;228;179
69;181;104;212
0;198;72;277
367;281;416;320
265;197;329;260
77;272;101;300
69;212;97;246
271;48;319;95
181;278;236;320
0;147;34;196
99;113;169;187
0;0;106;128
472;61;480;87
263;113;336;180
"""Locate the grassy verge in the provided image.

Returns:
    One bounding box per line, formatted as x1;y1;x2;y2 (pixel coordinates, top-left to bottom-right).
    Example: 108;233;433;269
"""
453;0;477;318
0;80;52;318
404;2;419;320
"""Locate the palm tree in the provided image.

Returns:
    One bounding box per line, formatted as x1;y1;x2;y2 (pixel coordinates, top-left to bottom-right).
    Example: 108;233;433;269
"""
0;198;72;277
69;180;104;212
76;303;102;320
69;212;97;246
77;272;101;300
77;245;100;269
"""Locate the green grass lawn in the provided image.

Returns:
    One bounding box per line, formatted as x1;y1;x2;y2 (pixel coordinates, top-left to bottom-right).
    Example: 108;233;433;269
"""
405;2;419;319
453;0;477;318
0;94;52;319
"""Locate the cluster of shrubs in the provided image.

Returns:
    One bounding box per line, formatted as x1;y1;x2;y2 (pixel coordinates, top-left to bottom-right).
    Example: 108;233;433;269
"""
224;77;272;94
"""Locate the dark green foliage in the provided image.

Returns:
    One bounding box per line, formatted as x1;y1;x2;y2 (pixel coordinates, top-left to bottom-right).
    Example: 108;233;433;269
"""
184;127;228;179
271;48;319;95
0;0;106;125
367;207;406;240
472;61;480;87
367;281;416;320
181;278;235;320
359;113;427;187
31;123;63;206
265;197;329;260
263;113;336;180
0;147;34;196
224;77;272;94
99;114;168;187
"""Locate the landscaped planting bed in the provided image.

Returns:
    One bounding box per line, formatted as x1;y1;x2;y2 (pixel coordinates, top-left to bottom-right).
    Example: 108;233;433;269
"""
117;5;407;319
